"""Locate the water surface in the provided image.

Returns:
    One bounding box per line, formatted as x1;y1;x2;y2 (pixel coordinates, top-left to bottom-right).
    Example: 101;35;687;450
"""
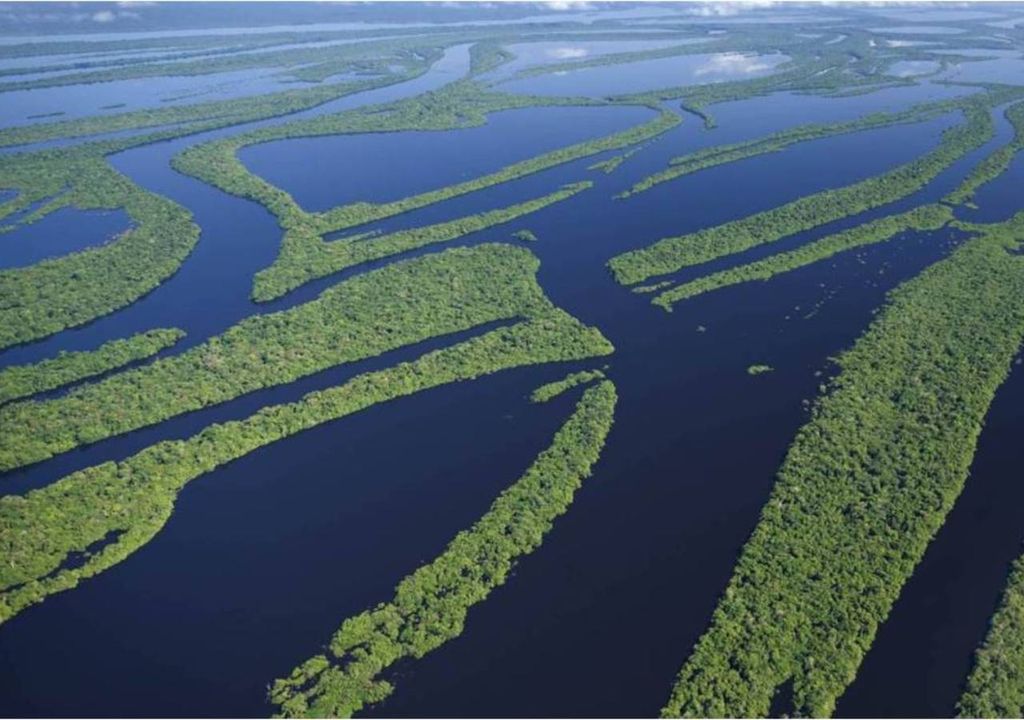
498;51;789;98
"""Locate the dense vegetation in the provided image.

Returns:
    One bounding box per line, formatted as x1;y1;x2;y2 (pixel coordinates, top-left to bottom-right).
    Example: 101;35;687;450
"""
530;368;606;403
269;380;617;718
0;328;184;405
0;245;613;623
0;245;590;472
649;204;954;309
958;555;1024;717
609;96;1008;287
661;213;1024;717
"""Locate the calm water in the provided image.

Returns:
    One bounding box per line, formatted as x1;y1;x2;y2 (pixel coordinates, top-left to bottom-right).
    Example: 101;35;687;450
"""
942;55;1024;85
240;105;654;212
498;51;790;98
0;67;322;127
476;39;703;82
870;25;967;35
1;34;1023;719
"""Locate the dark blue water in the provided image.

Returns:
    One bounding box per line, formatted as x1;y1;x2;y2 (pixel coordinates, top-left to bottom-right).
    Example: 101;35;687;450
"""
240;105;654;212
0;207;129;269
2;40;1024;719
943;55;1024;85
964;149;1024;224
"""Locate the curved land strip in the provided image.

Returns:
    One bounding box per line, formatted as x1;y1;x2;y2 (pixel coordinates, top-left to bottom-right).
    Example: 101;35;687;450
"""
270;380;617;718
0;244;590;472
174;84;678;299
0;245;613;624
609;94;1010;288
0;328;183;405
958;555;1024;717
661;212;1024;717
469;41;516;77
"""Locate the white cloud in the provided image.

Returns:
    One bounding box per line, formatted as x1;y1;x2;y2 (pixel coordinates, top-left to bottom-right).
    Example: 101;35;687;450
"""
695;52;772;77
546;46;589;59
684;1;777;18
0;1;144;22
540;1;595;11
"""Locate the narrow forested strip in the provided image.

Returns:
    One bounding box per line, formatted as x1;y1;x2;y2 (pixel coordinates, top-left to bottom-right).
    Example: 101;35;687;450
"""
661;213;1024;718
609;97;1004;287
958;555;1024;717
270;380;617;718
252;181;591;302
0;245;557;472
650;204;953;309
530;368;606;403
588;146;641;175
0;328;184;405
0;309;613;624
